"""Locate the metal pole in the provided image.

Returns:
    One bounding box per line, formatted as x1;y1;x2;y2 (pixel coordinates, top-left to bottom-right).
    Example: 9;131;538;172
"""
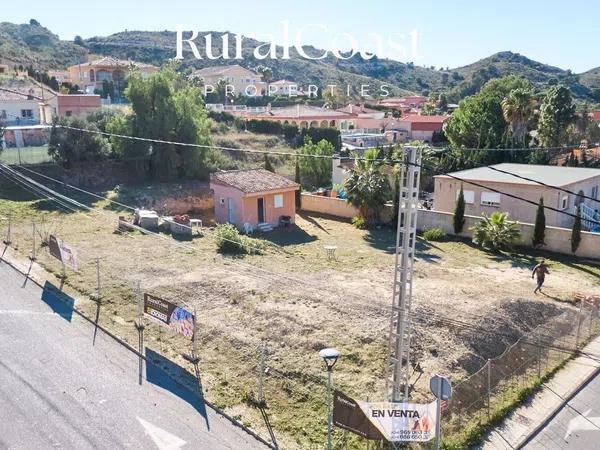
30;221;36;260
135;282;145;385
258;342;266;405
575;298;584;349
17;145;22;165
96;258;101;303
387;146;421;402
327;368;333;450
435;378;442;450
487;359;491;419
3;214;11;245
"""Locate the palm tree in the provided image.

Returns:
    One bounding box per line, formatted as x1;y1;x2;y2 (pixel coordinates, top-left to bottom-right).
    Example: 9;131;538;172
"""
501;88;535;146
471;212;521;251
345;148;391;224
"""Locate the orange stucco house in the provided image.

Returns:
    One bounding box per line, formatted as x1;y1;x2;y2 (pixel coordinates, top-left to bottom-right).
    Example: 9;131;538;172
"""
210;169;299;230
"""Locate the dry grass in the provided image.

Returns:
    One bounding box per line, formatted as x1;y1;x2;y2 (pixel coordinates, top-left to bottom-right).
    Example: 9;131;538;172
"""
1;180;598;448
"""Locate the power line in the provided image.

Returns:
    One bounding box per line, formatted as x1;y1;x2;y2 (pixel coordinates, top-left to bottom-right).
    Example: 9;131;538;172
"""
485;165;600;204
12;163;600;333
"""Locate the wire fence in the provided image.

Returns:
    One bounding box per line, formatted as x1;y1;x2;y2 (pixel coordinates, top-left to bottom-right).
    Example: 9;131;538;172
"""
1;175;599;449
0;145;52;165
442;303;600;444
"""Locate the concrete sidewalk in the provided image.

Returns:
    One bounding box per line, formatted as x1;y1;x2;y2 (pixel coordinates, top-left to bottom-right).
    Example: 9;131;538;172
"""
481;335;600;449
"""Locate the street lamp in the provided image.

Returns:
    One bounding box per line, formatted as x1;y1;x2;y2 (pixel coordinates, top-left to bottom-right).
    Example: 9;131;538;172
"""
319;347;340;450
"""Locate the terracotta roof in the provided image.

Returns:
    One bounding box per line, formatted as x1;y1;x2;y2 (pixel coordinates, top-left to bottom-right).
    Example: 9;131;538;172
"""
211;169;299;194
401;114;449;123
591;111;600;122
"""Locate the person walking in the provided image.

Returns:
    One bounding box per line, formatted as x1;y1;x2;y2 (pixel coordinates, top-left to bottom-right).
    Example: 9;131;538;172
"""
532;260;550;294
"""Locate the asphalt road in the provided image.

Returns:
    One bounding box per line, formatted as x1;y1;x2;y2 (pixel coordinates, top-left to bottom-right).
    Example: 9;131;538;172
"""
524;370;600;449
0;261;269;450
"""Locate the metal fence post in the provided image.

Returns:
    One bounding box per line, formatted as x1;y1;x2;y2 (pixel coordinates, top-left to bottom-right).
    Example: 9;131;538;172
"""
575;298;585;349
30;220;36;261
3;214;11;245
487;359;491;419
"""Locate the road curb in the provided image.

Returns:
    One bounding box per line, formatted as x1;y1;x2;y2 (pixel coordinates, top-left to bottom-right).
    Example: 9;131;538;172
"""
0;252;277;450
515;347;600;449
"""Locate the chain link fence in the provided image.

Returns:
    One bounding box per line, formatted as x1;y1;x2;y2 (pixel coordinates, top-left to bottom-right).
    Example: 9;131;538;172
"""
442;303;599;444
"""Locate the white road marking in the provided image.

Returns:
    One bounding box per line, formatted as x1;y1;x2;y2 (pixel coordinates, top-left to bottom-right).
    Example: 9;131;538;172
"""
564;408;600;439
0;310;56;315
137;417;187;450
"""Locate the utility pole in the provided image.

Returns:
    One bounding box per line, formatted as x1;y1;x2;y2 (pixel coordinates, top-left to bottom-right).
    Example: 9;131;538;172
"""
3;214;11;245
387;145;422;402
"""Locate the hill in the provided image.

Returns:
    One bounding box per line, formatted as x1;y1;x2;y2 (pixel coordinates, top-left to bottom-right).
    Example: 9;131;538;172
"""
1;22;599;104
0;21;87;69
449;51;600;102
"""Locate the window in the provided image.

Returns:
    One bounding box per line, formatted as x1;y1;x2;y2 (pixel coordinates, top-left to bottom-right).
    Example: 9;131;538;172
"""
65;111;72;117
274;194;283;208
219;197;225;206
481;192;501;206
457;189;475;204
560;196;569;210
21;109;33;118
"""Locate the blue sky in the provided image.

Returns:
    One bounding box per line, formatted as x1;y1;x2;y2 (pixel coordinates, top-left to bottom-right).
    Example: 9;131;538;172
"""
7;0;599;72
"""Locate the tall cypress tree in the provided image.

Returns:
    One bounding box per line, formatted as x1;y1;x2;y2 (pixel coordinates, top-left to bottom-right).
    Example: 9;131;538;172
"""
532;197;546;247
264;154;275;172
571;205;582;253
453;184;466;234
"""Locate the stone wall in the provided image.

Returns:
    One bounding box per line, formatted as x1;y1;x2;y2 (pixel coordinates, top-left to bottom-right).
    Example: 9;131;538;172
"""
418;209;600;259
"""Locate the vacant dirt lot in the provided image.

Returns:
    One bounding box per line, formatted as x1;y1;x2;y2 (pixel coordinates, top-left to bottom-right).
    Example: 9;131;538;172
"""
1;179;598;448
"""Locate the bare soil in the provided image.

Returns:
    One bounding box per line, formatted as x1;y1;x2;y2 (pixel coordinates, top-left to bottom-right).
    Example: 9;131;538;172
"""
1;182;598;449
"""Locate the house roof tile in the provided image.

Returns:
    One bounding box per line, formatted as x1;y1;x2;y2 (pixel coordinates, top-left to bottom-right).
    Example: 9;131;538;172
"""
211;169;299;194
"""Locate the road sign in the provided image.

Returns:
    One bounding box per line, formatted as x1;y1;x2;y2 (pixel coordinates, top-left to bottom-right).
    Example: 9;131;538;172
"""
430;375;452;400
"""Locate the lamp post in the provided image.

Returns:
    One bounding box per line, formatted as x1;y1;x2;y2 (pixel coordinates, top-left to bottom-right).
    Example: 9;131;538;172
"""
319;347;340;450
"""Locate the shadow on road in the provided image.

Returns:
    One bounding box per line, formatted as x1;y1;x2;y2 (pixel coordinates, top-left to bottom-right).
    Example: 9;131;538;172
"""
41;281;74;322
145;347;209;428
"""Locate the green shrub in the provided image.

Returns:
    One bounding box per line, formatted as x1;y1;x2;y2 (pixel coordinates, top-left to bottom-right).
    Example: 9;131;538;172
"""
215;223;266;255
423;227;445;241
351;216;367;229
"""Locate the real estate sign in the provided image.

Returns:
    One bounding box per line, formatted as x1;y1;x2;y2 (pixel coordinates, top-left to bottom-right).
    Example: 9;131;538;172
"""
143;293;195;339
48;234;78;271
333;390;437;442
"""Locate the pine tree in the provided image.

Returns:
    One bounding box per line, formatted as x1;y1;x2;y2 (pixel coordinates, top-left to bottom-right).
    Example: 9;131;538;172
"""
294;156;301;210
532;197;546;247
453;185;466;234
571;205;582;253
264;153;275;172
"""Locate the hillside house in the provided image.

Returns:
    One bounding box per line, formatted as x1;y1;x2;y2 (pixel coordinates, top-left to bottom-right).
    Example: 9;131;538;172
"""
386;115;449;143
193;65;265;97
268;79;300;96
247;104;356;129
433;164;600;230
66;57;158;94
210;169;299;231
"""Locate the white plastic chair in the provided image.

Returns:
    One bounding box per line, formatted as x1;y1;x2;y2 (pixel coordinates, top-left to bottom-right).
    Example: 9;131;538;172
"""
243;222;254;234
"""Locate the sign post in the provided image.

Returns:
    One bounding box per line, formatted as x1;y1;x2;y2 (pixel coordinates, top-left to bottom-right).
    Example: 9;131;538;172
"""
134;281;145;385
430;375;452;450
30;221;36;261
3;214;11;245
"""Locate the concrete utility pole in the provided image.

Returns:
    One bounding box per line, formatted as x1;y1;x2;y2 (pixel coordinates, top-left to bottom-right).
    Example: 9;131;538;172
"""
387;146;422;402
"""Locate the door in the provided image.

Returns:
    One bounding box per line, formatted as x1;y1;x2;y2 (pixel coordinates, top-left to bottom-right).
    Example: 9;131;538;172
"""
257;198;265;223
227;198;235;223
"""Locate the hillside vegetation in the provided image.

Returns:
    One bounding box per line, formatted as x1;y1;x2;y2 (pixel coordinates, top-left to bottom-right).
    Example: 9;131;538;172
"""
1;21;599;103
0;21;87;69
